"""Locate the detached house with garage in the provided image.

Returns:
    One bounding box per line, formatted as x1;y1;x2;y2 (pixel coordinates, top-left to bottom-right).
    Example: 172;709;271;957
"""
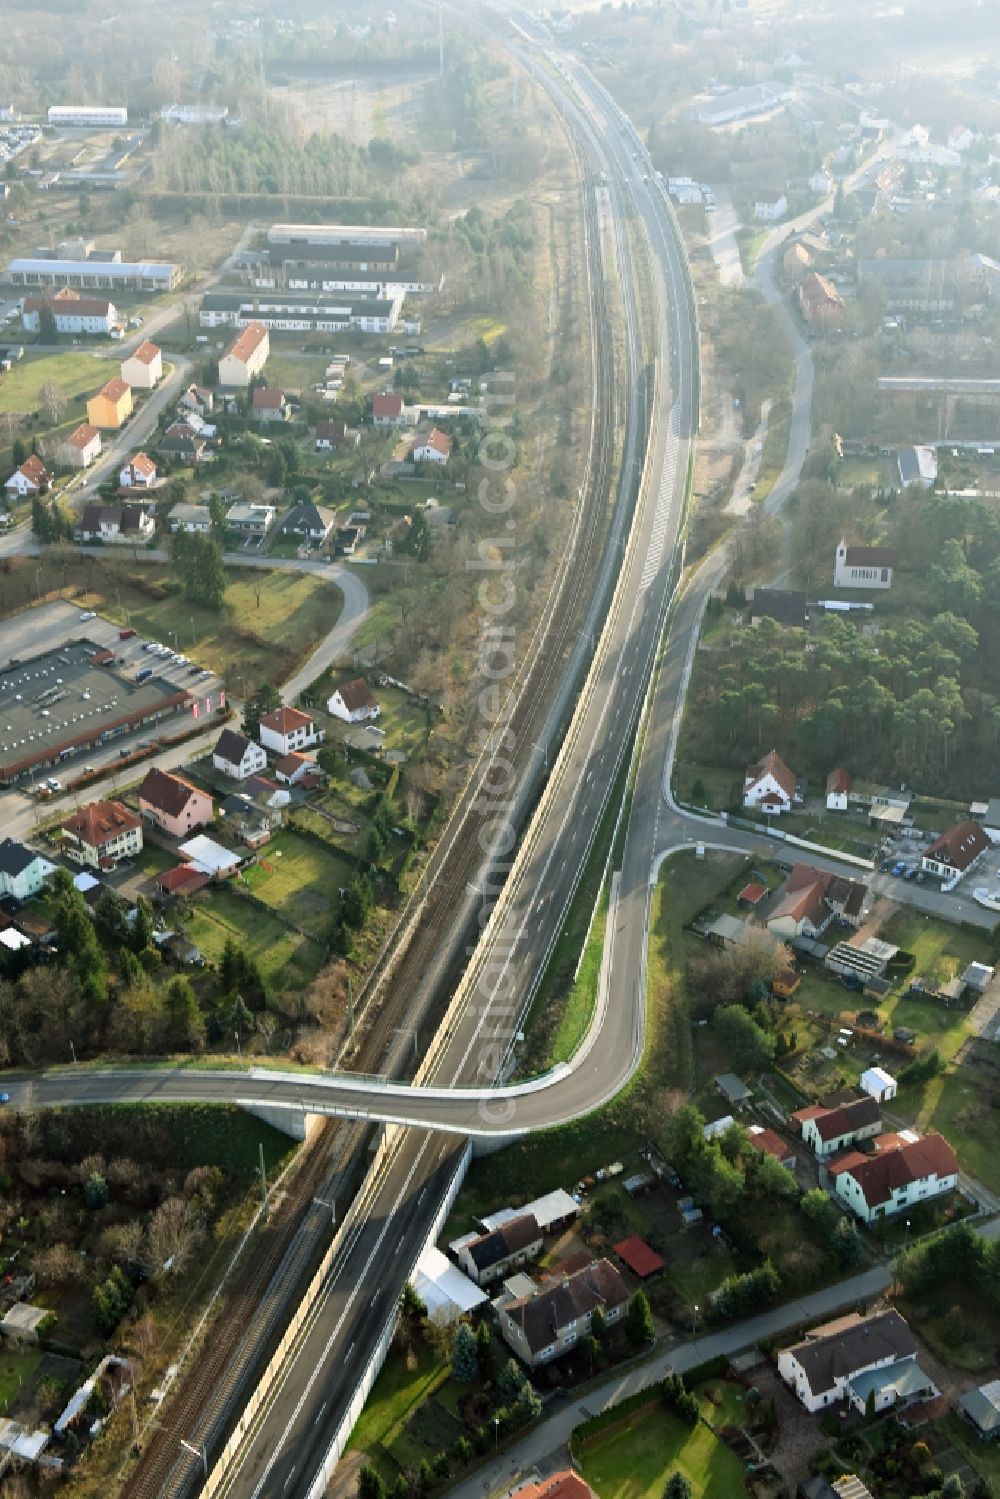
213;728;267;782
138;768;214;839
778;1310;935;1414
743;748;798;815
251;387;288;423
921;820;990;883
834;539;894;590
791;1096;882;1158
826;768;852;810
831;1133;959;1222
766;864;867;941
258;706;324;756
372;391;414;428
499;1258;628;1370
455;1214;543;1287
119;452;157;489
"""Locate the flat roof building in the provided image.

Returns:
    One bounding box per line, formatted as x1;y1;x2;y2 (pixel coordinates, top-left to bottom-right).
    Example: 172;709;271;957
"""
0;641;189;785
6;258;179;292
266;223;426;247
47;106;128;127
199;290;400;336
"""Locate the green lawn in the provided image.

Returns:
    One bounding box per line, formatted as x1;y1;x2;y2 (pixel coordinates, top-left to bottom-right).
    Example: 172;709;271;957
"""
0;350;108;415
182;887;326;995
579;1391;749;1499
345;1340;449;1469
0;1348;42;1414
236;829;352;939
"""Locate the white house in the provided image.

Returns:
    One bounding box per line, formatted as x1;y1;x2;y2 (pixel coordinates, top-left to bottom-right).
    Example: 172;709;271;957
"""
119;452;157;489
22;292;116;335
743;748;797;815
897;446;937;488
4;454;50;498
60;800;143;870
412;427;452;465
949;125;975;153
834;538;894;590
826;768;852;811
213;728;267;782
831;1133;959;1223
778;1311;935;1414
327;678;381;724
754;192;788;221
218;321;269;388
455;1214;543;1288
121;340;163;390
791;1096;882;1158
809;170;832;195
921;820;990;882
0;838;56;901
56;422;102;470
860;1066;897;1103
167;503;212;533
258;706;324;757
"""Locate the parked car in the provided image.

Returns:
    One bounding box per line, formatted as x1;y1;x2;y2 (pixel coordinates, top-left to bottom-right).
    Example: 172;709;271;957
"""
46;777;62;791
119;627;136;640
891;861;907;876
0;1093;9;1105
79;610;96;622
904;867;918;881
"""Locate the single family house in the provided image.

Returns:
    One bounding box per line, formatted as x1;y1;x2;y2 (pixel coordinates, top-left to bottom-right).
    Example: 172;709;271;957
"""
138;768;214;839
743;748;798;815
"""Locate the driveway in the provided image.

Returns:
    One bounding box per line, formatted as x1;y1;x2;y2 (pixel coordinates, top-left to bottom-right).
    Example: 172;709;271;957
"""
704;186;744;288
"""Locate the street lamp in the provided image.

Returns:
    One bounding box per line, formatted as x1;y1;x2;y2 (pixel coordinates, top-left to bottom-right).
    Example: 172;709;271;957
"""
693;1303;700;1338
494;1416;499;1453
34;567;42;604
904;1218;911;1248
394;1026;419;1062
234;1031;242;1064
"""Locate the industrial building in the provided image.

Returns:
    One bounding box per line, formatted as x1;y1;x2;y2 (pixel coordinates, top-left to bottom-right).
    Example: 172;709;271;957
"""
47;106;128;127
0;641;189;785
6;256;180;292
266;223;426;248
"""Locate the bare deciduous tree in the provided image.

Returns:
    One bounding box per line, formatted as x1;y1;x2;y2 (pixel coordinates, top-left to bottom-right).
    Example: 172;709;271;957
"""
39;381;67;426
143;1195;204;1276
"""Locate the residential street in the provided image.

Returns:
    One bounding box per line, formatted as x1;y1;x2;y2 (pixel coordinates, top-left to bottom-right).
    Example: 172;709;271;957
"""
444;1216;1000;1499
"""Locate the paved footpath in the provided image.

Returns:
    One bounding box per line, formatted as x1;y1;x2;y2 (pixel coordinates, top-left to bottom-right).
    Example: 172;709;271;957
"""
446;1217;1000;1499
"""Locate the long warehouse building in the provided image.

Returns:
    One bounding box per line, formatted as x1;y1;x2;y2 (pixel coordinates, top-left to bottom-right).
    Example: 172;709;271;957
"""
47;106;128;127
266;222;427;248
6;258;180;292
199;290;401;334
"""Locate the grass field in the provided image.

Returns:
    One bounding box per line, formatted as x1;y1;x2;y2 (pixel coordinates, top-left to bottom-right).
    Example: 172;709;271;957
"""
68;1104;295;1179
84;566;343;686
939;1413;1000;1486
579;1388;749;1499
0;350;108;416
236;828;352;939
183;887;326;995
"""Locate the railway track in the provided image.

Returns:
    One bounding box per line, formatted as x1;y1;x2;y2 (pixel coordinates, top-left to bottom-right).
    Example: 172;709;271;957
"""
120;108;638;1499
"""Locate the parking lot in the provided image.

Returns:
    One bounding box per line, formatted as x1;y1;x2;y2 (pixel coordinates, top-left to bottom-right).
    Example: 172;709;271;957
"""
0;599;223;804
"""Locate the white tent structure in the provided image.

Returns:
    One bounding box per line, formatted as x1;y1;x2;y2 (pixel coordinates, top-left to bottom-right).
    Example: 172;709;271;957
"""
413;1247;487;1326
